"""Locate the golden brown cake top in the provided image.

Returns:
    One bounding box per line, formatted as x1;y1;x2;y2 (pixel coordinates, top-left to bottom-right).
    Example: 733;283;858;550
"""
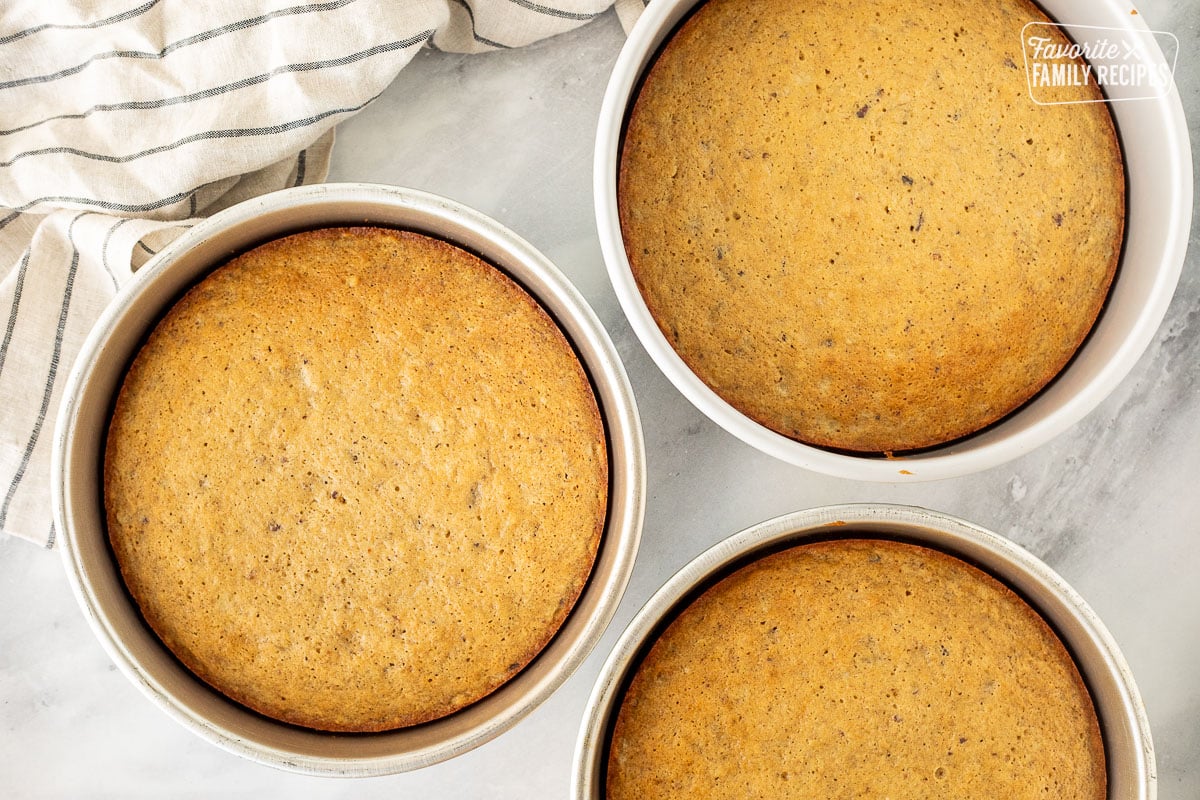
619;0;1124;452
607;538;1105;800
104;227;608;732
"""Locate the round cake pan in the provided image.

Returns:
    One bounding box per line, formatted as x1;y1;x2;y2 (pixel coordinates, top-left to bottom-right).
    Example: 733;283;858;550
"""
573;504;1154;798
52;183;646;775
595;0;1192;481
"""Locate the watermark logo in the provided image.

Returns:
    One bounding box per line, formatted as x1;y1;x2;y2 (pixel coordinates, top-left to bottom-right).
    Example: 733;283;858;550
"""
1021;22;1178;105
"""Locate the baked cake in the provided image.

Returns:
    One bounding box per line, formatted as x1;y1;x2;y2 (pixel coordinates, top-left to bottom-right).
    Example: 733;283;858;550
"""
607;538;1105;799
104;227;609;732
618;0;1125;451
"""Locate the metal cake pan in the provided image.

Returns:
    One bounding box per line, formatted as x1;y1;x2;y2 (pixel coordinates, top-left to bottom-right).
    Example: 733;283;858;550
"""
52;182;646;776
574;504;1154;799
595;0;1192;481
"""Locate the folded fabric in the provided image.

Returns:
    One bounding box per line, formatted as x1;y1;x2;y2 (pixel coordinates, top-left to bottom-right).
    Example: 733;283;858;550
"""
0;0;645;548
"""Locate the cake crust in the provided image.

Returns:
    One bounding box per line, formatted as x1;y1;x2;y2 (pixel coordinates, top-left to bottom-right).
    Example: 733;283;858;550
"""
619;0;1125;451
104;227;608;732
607;538;1106;799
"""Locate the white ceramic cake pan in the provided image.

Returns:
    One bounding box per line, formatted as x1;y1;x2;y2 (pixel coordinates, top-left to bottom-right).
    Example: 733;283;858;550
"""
52;182;646;776
596;0;1192;481
573;504;1154;799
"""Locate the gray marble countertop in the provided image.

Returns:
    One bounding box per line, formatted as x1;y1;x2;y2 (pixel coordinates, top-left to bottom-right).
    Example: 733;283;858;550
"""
2;2;1196;797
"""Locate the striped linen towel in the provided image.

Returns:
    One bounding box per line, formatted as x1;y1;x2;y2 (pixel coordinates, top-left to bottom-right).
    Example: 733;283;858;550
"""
0;0;646;549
